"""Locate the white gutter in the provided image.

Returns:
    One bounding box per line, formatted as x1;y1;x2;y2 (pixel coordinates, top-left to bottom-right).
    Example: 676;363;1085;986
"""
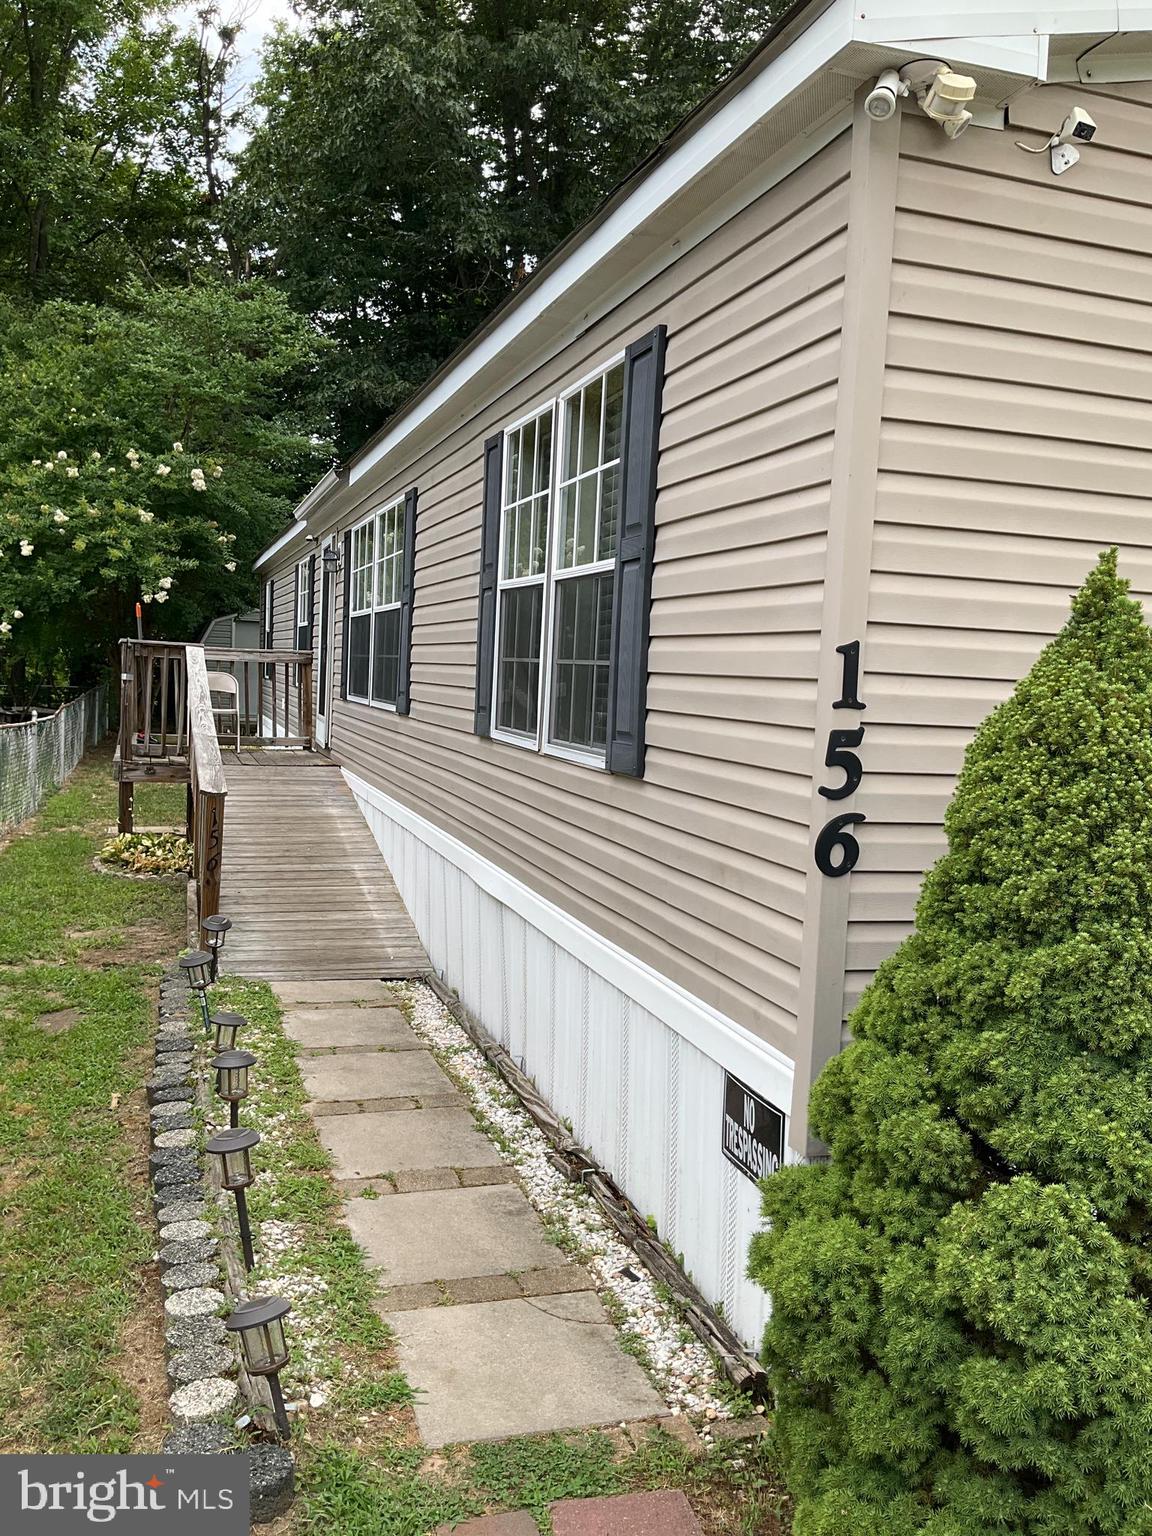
254;519;308;572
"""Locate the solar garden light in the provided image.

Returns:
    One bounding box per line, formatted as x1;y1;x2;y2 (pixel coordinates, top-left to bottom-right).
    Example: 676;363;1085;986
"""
206;1126;260;1270
226;1297;292;1439
212;1049;256;1129
211;1010;248;1053
202;913;233;982
178;950;214;1032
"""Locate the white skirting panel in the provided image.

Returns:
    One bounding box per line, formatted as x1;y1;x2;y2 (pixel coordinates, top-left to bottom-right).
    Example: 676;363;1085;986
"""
344;769;795;1350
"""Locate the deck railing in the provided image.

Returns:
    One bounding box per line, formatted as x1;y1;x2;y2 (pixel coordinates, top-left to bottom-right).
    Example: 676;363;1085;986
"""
202;647;313;747
115;637;314;946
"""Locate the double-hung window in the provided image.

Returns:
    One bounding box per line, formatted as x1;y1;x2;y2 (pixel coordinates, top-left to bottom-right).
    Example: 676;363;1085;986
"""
492;359;624;763
295;557;311;651
347;500;405;709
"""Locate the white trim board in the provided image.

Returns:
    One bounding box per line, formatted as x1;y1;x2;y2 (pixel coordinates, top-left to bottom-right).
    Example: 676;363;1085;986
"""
343;767;797;1113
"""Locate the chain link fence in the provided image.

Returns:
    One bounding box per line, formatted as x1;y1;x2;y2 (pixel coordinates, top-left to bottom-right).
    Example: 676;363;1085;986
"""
0;682;110;837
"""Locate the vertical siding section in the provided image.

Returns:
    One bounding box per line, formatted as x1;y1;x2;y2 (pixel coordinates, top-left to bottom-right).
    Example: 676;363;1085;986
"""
330;134;851;1062
847;91;1152;1017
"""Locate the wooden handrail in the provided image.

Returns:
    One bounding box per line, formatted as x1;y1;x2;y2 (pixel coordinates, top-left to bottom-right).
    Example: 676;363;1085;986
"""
114;636;316;936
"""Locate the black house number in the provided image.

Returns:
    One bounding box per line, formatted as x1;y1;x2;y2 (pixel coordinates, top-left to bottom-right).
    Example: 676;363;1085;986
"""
815;641;867;878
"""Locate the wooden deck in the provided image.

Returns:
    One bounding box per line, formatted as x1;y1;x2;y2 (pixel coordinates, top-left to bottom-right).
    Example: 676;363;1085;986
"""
217;755;430;981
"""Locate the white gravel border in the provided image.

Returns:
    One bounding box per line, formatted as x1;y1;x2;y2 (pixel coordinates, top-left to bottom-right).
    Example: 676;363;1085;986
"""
394;979;733;1421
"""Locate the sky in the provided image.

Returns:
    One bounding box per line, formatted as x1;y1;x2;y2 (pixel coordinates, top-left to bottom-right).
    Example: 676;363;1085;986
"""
172;0;299;97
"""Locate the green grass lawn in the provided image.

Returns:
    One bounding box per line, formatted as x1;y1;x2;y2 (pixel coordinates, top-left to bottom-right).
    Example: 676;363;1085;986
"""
0;748;185;1452
0;749;789;1531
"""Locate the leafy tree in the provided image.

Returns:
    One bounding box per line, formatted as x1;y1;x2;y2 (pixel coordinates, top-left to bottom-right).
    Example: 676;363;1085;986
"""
0;1;247;301
237;0;782;453
751;551;1152;1535
0;280;328;695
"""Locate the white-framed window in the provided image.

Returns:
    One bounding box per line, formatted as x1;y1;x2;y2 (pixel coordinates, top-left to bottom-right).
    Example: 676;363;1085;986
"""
295;557;311;651
492;356;625;763
346;499;406;708
262;578;275;677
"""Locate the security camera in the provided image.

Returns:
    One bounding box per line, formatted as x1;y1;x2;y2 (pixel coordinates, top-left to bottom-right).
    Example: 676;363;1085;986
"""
1016;104;1098;174
865;68;906;122
1057;106;1096;144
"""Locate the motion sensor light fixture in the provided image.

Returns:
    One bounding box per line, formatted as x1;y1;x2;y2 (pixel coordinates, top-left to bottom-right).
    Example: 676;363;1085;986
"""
1017;106;1097;175
873;59;977;140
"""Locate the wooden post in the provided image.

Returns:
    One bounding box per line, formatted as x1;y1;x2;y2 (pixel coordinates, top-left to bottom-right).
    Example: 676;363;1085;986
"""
118;639;136;771
184;645;228;942
118;781;134;834
301;658;314;749
198;789;225;946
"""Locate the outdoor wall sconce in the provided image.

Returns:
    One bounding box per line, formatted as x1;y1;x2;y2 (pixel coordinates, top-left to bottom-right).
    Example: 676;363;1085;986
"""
212;1049;256;1129
206;1125;260;1270
321;544;340;575
226;1296;292;1438
178;950;214;1031
211;1010;248;1053
202;913;233;981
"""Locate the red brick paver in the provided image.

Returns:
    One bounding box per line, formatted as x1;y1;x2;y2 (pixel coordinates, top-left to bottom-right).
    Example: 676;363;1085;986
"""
434;1513;539;1535
551;1490;703;1535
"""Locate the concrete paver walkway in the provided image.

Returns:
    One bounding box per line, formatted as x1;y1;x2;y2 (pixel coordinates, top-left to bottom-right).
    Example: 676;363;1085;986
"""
271;979;665;1449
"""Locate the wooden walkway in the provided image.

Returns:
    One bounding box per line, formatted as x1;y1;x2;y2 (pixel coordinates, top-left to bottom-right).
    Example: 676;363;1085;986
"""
217;756;430;981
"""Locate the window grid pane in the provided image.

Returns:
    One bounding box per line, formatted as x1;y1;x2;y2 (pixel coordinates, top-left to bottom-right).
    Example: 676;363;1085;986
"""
495;585;543;736
349;502;405;703
550;572;613;752
502;410;553;581
556;362;625;572
492;369;623;760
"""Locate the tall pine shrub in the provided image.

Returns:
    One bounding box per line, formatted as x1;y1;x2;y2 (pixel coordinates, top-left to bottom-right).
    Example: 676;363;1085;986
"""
751;551;1152;1535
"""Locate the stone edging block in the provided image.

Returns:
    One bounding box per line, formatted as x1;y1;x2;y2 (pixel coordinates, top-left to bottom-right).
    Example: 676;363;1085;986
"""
149;961;295;1525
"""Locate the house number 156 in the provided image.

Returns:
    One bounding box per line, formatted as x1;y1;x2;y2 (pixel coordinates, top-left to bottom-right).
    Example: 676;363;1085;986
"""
814;642;866;877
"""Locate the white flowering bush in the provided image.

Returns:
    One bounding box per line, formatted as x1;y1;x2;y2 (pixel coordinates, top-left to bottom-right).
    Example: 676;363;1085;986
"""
0;442;236;662
0;282;329;692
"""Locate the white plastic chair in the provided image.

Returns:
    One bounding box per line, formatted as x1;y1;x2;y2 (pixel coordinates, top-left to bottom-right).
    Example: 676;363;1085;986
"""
206;670;241;749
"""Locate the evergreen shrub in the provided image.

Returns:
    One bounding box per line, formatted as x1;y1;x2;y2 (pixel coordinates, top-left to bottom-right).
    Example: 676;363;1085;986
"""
750;551;1152;1534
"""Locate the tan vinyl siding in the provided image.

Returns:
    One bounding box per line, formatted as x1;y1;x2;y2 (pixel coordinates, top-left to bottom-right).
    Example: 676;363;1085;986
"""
315;133;851;1057
845;90;1152;1019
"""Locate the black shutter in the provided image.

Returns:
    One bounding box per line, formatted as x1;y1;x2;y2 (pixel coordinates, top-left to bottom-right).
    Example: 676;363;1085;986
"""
605;325;667;777
339;529;352;699
474;433;503;736
307;553;316;646
292;563;300;649
396;488;418;715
